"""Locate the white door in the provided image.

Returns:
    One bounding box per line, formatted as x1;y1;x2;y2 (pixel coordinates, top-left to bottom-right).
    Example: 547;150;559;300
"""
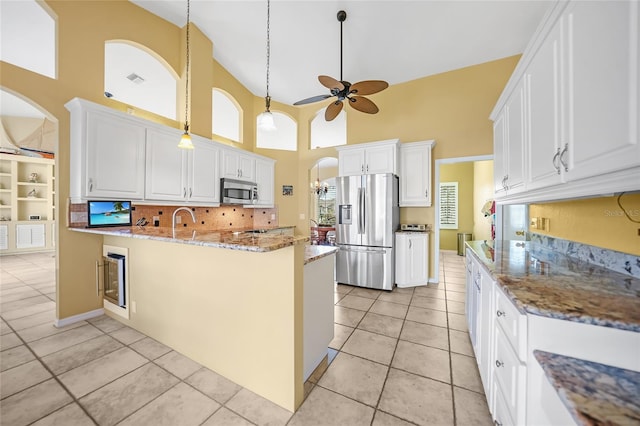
188;137;220;203
407;233;428;285
145;127;187;201
365;144;396;174
526;22;563;190
505;81;525;193
254;158;275;207
563;1;640;180
338;149;365;176
86;110;146;199
400;143;432;206
238;153;256;182
16;224;45;249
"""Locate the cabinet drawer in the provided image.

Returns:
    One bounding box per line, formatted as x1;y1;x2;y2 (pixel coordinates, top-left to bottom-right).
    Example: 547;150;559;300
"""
494;284;527;360
493;325;526;425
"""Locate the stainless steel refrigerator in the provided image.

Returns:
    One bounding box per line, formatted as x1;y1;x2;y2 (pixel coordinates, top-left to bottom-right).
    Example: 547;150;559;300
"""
335;173;399;291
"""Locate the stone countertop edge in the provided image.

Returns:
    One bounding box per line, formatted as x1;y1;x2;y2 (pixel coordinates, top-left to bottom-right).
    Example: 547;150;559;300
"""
304;245;339;265
464;240;640;333
69;226;308;252
534;350;640;426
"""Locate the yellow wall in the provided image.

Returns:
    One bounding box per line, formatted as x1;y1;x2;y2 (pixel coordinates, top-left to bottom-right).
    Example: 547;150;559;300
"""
529;194;640;256
103;235;304;411
439;163;475;250
1;0;519;319
473;160;495;241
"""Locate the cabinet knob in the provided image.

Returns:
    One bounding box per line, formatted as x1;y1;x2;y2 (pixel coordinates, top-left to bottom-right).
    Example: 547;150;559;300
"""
496;310;505;318
495;360;504;368
183;188;187;198
89;178;93;192
494;420;503;426
189;188;192;198
409;239;412;249
425;189;428;198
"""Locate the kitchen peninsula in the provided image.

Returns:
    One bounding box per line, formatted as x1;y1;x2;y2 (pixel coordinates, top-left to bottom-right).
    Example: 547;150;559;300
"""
70;225;337;412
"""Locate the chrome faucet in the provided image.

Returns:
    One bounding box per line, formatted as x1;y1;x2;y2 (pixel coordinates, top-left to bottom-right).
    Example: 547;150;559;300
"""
172;207;196;238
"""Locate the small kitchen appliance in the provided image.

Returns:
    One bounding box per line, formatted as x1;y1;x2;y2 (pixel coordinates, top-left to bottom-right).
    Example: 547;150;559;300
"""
220;178;258;205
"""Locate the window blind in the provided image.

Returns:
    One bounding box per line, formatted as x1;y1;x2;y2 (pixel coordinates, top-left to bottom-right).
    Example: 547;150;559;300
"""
439;182;458;229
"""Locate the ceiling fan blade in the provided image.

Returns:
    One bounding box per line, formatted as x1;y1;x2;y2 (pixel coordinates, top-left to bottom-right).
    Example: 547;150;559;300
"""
348;96;379;114
325;100;344;121
318;75;345;92
293;94;332;106
349;80;389;96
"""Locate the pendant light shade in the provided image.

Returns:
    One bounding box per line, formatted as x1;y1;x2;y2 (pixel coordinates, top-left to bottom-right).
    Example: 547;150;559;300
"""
178;0;194;149
258;0;277;132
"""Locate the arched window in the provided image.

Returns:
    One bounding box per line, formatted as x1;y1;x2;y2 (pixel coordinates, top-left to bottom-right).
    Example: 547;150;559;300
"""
0;0;56;78
212;89;242;142
310;109;346;149
104;41;177;120
256;112;297;151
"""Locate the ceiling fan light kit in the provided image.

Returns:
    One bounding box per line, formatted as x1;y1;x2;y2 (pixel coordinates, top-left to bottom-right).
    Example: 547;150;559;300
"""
294;10;388;121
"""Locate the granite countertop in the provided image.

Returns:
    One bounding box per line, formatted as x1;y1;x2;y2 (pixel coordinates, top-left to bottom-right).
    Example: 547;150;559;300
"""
70;226;308;252
534;350;640;425
304;245;339;265
465;240;640;332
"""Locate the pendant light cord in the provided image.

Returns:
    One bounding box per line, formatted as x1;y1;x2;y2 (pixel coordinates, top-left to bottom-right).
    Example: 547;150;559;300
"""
265;0;271;109
184;0;190;131
339;15;343;81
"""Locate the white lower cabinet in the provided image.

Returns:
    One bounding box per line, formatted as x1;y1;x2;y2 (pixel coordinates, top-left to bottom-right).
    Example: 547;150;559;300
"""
16;224;45;249
395;232;428;287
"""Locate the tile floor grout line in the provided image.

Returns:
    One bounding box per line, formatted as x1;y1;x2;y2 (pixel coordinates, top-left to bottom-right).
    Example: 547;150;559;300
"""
0;310;101;426
443;253;460;426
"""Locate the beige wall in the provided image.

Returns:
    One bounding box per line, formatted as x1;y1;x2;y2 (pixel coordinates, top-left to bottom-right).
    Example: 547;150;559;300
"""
1;0;519;319
530;194;640;256
439;163;475;250
473;160;494;241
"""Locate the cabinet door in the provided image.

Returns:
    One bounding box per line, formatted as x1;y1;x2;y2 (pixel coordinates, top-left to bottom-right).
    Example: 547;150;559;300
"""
238;153;256;182
86;111;146;199
16;224;45;249
400;143;432;206
504;81;525;193
365;144;396;174
145;127;187;201
221;149;255;182
407;233;428;284
338;149;365;176
0;224;7;250
254;158;275;207
563;1;640;180
493;112;507;195
188;137;220;204
526;22;563;190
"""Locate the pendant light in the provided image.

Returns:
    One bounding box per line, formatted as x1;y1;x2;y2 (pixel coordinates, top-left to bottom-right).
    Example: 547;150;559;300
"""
257;0;276;131
178;0;194;149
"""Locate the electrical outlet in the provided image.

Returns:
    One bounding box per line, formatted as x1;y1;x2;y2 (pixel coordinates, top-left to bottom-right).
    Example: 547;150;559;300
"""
132;301;137;314
540;218;550;231
530;217;540;229
299;213;305;220
271;214;276;220
176;216;182;224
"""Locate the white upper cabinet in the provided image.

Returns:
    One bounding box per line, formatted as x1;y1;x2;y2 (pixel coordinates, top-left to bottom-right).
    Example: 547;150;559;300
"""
253;157;275;208
146;130;221;205
490;0;640;203
221;148;256;182
562;0;640;180
399;140;435;207
336;139;399;176
494;81;526;196
526;22;563;190
145;126;188;201
188;136;221;204
67;99;147;201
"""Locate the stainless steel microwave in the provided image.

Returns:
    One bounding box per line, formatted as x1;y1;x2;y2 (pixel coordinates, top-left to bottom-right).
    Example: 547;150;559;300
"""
220;178;258;205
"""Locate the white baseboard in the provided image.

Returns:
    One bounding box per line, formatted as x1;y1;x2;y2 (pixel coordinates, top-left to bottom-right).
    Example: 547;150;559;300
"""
55;308;104;328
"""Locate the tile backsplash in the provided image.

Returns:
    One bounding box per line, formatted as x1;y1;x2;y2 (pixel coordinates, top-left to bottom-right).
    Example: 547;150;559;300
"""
69;202;279;231
530;232;640;279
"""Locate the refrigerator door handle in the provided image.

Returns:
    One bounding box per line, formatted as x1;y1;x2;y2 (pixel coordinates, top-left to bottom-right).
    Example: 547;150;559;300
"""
357;187;364;234
340;246;387;255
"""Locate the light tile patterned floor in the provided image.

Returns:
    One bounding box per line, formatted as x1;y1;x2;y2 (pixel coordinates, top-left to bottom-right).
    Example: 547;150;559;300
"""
0;250;491;425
